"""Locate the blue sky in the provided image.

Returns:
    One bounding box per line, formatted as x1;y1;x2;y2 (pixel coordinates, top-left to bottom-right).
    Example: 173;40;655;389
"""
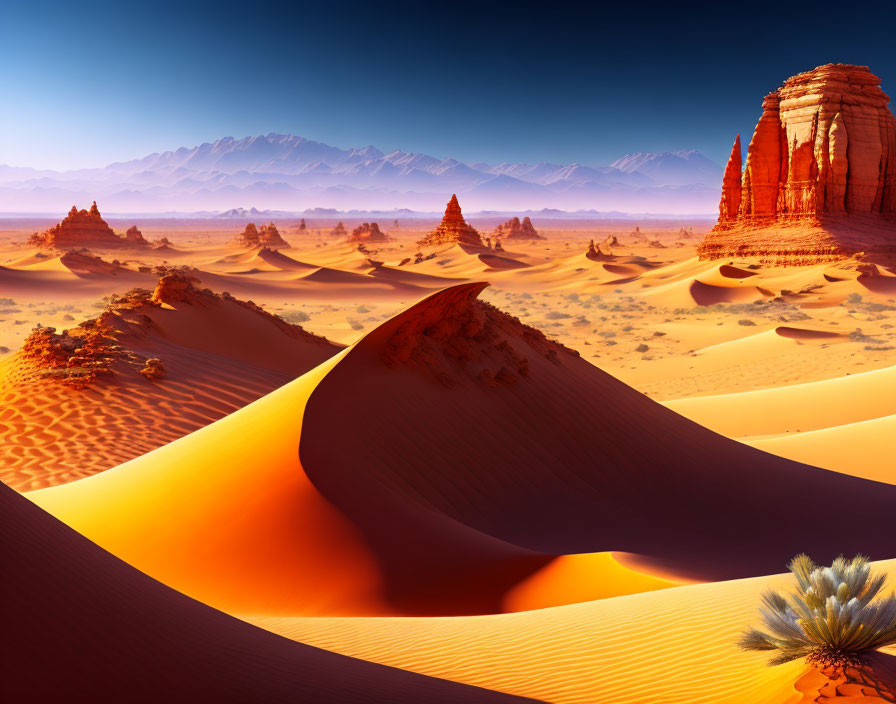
2;0;895;170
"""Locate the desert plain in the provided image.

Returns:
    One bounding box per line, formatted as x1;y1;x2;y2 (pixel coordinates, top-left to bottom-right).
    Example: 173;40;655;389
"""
2;201;896;703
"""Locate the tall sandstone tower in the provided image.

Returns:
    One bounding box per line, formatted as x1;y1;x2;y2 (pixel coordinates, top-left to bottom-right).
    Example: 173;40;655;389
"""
699;64;896;264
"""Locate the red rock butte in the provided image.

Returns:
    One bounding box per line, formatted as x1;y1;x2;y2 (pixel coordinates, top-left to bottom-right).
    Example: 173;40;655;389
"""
347;222;390;243
417;195;484;247
28;202;148;250
699;64;896;264
234;222;290;249
493;216;543;240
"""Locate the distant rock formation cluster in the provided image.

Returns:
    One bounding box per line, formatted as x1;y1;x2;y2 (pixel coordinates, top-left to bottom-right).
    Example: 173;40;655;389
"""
701;64;896;263
347;222;390;244
417;195;483;247
330;222;347;238
493;216;543;240
233;222;290;249
28;202;148;250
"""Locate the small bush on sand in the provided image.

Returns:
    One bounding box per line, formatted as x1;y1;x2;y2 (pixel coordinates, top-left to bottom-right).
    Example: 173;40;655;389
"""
739;554;896;667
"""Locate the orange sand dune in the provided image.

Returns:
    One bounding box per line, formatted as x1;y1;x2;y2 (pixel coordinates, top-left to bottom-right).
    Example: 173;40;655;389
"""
1;279;340;489
299;266;419;290
28;283;896;621
0;481;535;704
665;364;896;437
775;326;847;340
251;560;896;704
478;253;531;270
295;283;896;584
366;263;465;288
0;251;155;293
252;247;318;271
748;414;896;483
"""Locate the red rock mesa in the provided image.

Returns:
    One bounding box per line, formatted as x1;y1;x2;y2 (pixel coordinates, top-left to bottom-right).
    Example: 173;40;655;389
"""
700;64;896;264
417;194;484;247
28;202;149;250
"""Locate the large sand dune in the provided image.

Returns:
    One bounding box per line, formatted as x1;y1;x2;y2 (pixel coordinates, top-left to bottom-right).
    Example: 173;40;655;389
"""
250;561;896;704
27;283;896;619
1;276;340;489
0;480;536;704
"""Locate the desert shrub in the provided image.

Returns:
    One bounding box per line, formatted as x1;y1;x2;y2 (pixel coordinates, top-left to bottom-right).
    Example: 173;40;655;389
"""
739;554;896;666
635;343;649;353
278;309;310;324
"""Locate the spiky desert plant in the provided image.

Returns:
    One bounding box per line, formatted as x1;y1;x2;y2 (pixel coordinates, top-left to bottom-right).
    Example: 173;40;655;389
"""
739;554;896;666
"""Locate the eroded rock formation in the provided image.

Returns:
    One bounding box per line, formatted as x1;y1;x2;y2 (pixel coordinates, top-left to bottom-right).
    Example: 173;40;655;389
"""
493;216;543;240
382;283;577;388
28;203;148;250
330;222;347;238
417;195;483;247
123;226;149;247
347;222;390;243
701;64;896;264
234;222;290;249
17;273;331;390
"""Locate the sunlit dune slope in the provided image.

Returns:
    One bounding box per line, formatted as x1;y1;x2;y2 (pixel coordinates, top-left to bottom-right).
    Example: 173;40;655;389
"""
0;481;537;704
666;364;896;437
1;275;340;489
298;283;896;583
251;561;896;704
28;282;896;617
25;283;694;616
748;414;896;483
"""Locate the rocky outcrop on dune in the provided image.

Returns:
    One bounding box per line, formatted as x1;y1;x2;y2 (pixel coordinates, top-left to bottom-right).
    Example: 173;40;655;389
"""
234;222;290;249
28;202;148;250
586;239;613;261
701;64;896;264
16;274;330;391
150;272;332;345
417;195;484;247
493;216;543;240
330;222;347;238
347;222;391;244
2;273;342;489
382;282;577;388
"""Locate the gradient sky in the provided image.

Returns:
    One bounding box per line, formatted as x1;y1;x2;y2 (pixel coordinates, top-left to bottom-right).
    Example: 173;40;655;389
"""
2;0;895;171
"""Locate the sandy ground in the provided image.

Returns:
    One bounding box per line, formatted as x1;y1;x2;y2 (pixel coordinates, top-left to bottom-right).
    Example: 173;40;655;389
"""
4;218;896;701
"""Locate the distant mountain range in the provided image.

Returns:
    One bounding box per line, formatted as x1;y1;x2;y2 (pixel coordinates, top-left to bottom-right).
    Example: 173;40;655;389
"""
0;134;723;215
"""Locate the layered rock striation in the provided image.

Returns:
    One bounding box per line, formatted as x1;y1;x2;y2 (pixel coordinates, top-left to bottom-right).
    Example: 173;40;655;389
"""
29;202;149;250
417;195;483;247
700;64;896;264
